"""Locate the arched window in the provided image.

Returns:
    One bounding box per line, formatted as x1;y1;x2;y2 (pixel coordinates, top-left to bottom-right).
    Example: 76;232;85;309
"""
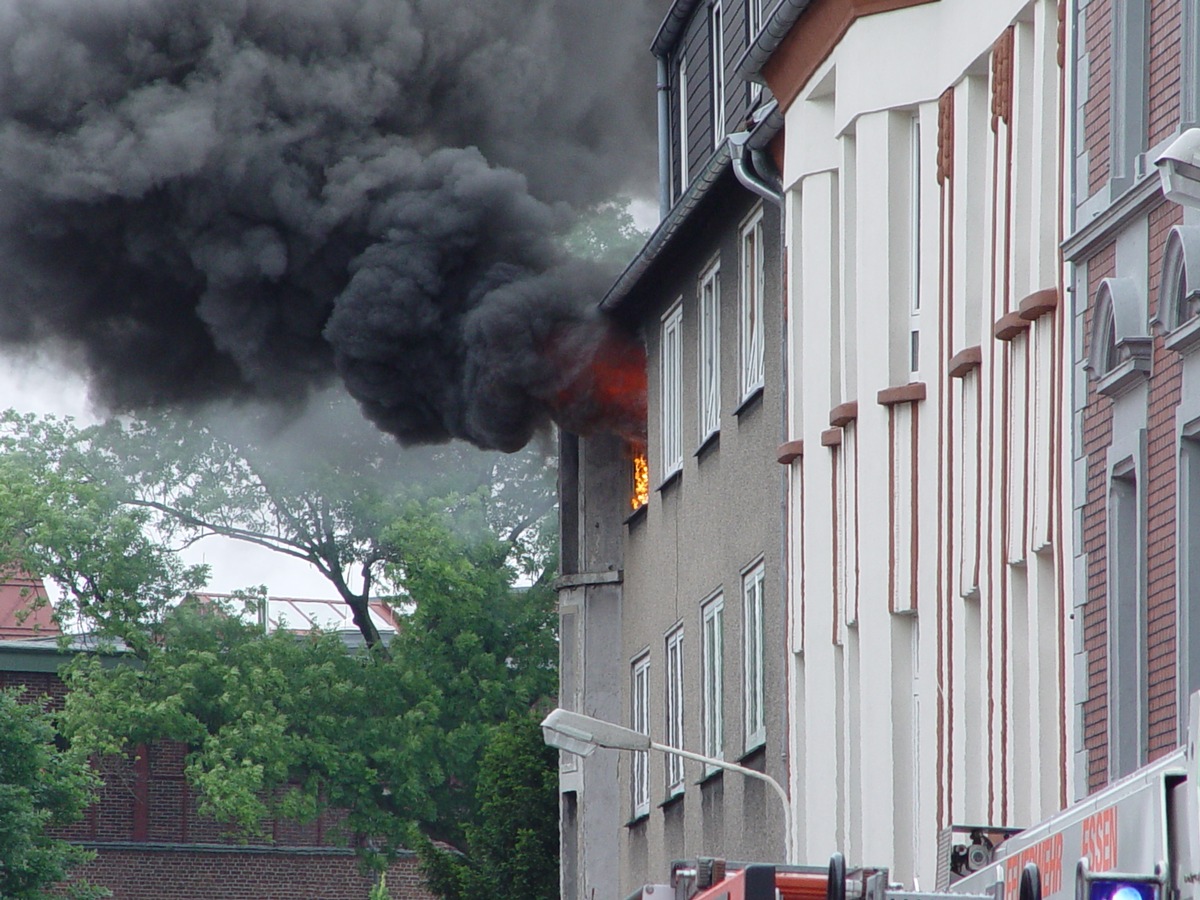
1157;226;1200;351
1087;277;1151;397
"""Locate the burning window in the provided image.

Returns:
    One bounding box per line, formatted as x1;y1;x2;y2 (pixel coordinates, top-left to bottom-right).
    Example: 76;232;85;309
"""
631;444;649;511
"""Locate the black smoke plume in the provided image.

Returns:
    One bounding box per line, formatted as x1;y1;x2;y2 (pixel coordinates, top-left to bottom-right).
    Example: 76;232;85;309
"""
0;0;659;451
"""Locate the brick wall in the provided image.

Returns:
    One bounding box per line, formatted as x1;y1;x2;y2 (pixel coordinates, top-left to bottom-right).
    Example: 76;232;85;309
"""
1083;0;1112;195
1145;199;1185;759
63;846;432;900
1;667;435;900
1081;241;1116;793
1148;0;1183;148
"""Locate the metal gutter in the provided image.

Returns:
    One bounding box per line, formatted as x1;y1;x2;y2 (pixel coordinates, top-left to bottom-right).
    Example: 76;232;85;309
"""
651;0;704;59
601;102;785;315
734;0;817;85
600;141;733;314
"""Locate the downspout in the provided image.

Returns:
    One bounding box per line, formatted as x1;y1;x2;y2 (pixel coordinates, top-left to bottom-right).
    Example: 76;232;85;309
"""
729;126;791;814
657;55;672;221
728;131;783;207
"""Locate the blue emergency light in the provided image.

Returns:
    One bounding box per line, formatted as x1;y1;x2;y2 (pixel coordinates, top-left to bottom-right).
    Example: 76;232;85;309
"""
1087;881;1158;900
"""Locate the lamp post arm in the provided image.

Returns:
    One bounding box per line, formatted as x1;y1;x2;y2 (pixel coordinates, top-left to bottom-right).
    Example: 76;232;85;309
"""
648;740;794;864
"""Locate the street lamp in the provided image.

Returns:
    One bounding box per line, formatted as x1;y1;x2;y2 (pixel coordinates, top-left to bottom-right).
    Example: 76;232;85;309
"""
1155;127;1200;208
540;708;796;864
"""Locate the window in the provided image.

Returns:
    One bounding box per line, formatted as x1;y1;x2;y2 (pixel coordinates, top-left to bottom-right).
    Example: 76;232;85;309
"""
631;654;650;817
1186;0;1200;126
747;0;764;104
710;0;726;147
1180;432;1200;735
701;593;725;768
909;114;922;377
1109;466;1145;778
1110;1;1148;190
743;559;766;750
665;626;686;794
699;259;721;442
1088;278;1152;396
740;209;766;400
1158;227;1200;350
661;302;684;478
678;52;689;195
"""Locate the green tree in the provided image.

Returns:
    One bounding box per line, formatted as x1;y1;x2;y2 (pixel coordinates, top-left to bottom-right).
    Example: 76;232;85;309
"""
0;402;557;652
416;711;558;900
0;689;108;899
0;406;560;856
563;196;649;269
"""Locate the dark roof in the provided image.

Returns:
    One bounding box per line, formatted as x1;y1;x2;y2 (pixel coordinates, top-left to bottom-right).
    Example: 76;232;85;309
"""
735;0;817;85
600;101;783;316
650;0;704;57
600;142;733;314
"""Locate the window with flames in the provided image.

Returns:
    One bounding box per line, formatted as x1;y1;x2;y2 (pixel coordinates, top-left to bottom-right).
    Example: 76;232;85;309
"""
631;444;649;511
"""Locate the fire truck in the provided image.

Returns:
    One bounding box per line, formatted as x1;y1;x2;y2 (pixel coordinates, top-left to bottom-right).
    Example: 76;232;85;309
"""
642;693;1200;900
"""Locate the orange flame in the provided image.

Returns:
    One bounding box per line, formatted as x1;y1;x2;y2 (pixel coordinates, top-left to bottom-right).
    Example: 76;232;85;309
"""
631;447;649;510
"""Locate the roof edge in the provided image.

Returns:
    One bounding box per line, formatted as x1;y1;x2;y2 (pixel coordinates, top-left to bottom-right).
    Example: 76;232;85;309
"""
735;0;816;84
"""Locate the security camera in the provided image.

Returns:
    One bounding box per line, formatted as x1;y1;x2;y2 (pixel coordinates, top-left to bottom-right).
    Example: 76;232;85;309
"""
1155;128;1200;208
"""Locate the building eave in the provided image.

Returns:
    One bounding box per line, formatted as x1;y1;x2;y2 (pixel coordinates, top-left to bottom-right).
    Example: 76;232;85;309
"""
651;0;705;58
601;103;783;317
735;0;817;85
600;143;734;315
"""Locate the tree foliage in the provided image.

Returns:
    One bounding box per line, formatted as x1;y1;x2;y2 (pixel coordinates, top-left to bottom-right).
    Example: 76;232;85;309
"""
0;402;557;652
0;689;108;899
416;711;559;900
563;197;649;270
0;405;560;855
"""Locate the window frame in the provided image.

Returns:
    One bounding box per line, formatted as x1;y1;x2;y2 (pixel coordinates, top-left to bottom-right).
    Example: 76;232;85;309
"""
631;653;651;818
701;592;725;771
1180;429;1200;737
746;0;763;105
710;0;726;147
742;558;766;752
661;301;684;480
664;624;686;795
699;257;722;444
677;51;689;197
739;207;766;402
909;113;922;378
1108;464;1145;779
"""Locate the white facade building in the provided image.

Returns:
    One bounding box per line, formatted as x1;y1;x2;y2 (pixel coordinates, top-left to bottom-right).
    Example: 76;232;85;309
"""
743;0;1073;886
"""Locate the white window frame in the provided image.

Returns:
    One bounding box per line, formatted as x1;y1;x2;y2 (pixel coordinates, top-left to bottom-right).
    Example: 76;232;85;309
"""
661;301;684;480
739;208;766;401
710;0;726;147
1108;466;1145;778
742;559;766;751
631;653;651;818
747;0;764;104
665;625;686;794
1180;431;1200;736
701;592;725;770
699;258;721;443
678;51;690;196
909;113;922;378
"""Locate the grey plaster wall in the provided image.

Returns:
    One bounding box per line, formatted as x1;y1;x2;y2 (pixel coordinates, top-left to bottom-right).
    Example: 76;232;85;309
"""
616;184;788;893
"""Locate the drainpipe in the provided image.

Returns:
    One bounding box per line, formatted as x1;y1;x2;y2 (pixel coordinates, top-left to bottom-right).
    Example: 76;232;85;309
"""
728;131;783;207
729;124;790;817
657;55;671;221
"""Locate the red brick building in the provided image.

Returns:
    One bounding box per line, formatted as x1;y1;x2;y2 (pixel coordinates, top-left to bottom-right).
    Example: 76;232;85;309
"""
1067;0;1200;796
0;578;434;900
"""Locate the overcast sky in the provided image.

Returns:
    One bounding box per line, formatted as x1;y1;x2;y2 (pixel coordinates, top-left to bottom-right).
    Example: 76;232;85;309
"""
0;352;341;600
